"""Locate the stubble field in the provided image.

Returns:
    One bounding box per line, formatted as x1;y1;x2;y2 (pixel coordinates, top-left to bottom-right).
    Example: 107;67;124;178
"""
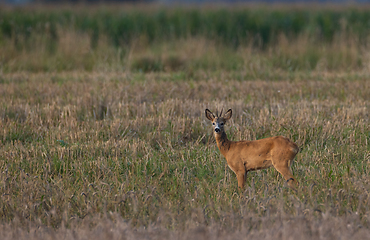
0;5;370;240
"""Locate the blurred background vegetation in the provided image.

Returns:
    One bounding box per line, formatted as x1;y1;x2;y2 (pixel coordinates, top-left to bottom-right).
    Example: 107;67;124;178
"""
0;5;369;72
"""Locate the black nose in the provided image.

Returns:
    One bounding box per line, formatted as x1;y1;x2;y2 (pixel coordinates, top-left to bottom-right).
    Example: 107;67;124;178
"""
215;128;220;133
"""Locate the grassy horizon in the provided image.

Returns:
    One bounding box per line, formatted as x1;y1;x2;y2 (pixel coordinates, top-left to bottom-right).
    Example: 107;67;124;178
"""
1;5;370;73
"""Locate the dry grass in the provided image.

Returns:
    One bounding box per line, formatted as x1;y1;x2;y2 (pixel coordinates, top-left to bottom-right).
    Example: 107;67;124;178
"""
0;69;369;239
1;213;369;240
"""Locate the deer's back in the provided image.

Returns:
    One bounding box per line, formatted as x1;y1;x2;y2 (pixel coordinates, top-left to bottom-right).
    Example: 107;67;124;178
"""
226;136;298;171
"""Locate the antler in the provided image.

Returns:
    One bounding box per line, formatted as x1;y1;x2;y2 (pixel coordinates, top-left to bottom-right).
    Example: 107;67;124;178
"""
214;108;224;117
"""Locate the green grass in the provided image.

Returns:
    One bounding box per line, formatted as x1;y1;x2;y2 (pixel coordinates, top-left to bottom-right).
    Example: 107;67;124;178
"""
1;6;370;48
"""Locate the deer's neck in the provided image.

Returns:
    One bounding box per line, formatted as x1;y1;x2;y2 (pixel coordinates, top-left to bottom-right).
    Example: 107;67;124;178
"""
215;131;231;157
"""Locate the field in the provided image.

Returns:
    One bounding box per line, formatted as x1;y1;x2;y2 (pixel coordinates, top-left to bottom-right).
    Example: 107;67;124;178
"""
0;5;370;240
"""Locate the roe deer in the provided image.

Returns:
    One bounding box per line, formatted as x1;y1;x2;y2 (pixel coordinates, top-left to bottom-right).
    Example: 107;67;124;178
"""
205;109;299;189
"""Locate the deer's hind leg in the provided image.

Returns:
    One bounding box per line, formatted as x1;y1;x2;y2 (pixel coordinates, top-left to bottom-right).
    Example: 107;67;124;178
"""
273;162;297;189
271;151;298;189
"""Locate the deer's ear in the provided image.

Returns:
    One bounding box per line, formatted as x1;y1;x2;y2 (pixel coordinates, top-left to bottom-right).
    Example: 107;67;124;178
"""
205;109;215;121
224;109;232;120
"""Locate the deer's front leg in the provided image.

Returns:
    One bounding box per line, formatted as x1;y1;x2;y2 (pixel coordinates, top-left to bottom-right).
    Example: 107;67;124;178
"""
236;171;247;188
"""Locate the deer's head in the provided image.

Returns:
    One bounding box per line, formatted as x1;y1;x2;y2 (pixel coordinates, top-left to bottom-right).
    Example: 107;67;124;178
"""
205;109;232;134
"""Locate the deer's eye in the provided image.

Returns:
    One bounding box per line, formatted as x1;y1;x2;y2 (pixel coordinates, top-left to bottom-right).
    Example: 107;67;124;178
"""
212;123;215;125
220;123;224;126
